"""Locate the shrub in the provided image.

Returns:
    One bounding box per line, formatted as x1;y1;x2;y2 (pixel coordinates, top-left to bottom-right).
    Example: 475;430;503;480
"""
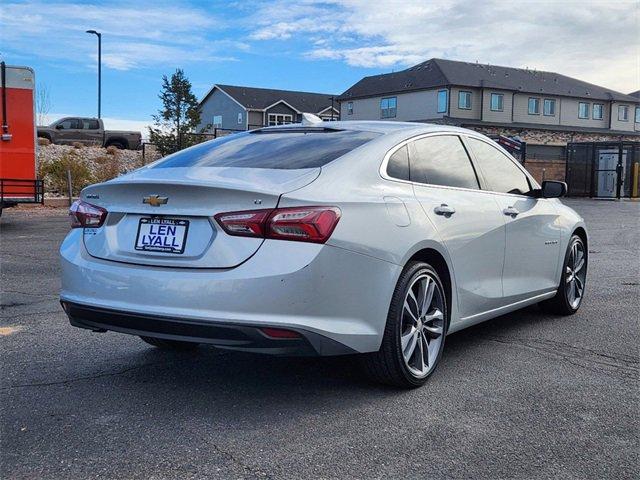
72;142;84;149
105;145;119;156
39;150;93;197
92;156;121;184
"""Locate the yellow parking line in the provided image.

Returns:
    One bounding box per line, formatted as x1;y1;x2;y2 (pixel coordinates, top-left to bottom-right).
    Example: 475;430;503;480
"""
0;326;23;336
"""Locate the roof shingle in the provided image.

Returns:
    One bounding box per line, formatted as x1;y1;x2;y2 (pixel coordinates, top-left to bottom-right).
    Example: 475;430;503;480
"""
206;85;338;113
339;58;638;103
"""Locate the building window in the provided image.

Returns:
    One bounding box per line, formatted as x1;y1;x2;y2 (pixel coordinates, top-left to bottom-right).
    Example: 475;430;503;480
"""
437;90;448;113
636;106;640;123
268;113;293;126
528;97;540;115
347;102;353;115
490;93;504;112
213;115;222;128
593;104;604;120
237;113;243;124
458;91;472;110
618;105;629;121
578;102;589;119
543;99;556;116
380;97;397;118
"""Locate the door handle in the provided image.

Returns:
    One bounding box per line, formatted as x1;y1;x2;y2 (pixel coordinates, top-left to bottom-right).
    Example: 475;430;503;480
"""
503;206;519;218
434;204;456;216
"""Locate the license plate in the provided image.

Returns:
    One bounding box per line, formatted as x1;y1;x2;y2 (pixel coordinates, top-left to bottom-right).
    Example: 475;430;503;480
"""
135;217;189;254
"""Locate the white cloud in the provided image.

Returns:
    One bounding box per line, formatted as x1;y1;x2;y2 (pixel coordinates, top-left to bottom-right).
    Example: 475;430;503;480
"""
1;1;244;71
247;0;640;93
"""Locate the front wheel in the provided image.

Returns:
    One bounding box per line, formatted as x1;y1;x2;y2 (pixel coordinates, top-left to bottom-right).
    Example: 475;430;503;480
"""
539;234;587;315
361;261;448;388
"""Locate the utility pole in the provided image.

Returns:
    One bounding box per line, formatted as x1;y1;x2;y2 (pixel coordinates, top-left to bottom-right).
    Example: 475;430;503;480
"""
86;30;102;118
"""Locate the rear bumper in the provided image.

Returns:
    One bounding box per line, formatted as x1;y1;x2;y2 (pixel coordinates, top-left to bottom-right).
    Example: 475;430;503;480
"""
63;301;353;356
60;229;401;354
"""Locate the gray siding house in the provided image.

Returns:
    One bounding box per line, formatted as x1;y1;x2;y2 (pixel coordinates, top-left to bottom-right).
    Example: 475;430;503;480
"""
338;58;640;136
198;85;339;132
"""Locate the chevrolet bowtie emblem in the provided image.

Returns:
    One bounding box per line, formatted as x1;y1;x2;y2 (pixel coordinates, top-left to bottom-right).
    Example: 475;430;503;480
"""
143;195;168;207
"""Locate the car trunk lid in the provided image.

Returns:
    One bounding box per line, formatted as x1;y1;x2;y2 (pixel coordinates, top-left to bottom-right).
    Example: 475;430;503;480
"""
81;166;320;268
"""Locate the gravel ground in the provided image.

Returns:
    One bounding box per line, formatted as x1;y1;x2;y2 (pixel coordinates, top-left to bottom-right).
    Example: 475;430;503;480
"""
0;199;638;479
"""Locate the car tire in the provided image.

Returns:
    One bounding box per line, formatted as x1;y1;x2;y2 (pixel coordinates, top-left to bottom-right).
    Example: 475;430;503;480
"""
361;261;448;388
107;141;126;150
539;234;587;315
139;336;200;351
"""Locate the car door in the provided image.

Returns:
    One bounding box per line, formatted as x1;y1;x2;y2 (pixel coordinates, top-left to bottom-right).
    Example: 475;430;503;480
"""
81;118;102;146
408;134;507;320
55;118;82;144
464;136;561;303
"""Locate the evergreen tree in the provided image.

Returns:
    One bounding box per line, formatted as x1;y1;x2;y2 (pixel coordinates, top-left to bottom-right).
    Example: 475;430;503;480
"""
148;69;203;156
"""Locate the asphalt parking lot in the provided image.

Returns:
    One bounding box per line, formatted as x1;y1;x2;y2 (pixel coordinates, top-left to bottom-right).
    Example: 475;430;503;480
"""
1;199;638;480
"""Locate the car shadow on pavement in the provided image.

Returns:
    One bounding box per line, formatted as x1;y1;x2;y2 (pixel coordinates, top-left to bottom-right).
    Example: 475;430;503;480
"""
99;304;554;405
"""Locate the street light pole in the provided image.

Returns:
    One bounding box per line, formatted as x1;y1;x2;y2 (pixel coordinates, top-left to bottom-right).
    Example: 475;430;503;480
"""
86;30;102;118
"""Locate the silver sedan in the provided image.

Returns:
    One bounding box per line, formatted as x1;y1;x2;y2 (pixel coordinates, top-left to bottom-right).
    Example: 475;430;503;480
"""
60;120;587;387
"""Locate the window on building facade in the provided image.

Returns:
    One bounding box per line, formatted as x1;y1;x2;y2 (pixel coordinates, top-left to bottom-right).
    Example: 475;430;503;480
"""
543;99;556;116
347;102;353;115
636;106;640;123
578;102;589;119
528;98;540;115
490;93;503;112
618;105;629;121
593;104;604;120
268;114;293;126
458;91;472;110
380;97;397;118
437;90;448;113
237;113;243;124
213;115;223;128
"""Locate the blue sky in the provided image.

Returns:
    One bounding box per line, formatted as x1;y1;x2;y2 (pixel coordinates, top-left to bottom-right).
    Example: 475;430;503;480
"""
1;0;638;133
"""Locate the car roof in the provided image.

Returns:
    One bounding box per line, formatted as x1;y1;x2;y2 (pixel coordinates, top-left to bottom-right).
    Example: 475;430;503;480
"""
260;120;478;137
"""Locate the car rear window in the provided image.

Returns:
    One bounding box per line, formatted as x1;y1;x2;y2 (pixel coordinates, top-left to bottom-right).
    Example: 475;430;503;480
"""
152;129;381;170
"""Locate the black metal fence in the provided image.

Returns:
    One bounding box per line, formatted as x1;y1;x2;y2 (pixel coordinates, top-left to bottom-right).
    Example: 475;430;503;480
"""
566;141;640;198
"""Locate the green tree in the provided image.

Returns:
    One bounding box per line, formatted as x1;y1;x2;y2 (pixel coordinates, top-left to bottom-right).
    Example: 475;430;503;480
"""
148;69;203;156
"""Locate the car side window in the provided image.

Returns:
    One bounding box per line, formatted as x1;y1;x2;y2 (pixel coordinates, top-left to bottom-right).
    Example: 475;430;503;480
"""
409;135;479;190
83;119;100;130
466;137;531;195
386;145;410;181
63;118;82;129
58;119;73;129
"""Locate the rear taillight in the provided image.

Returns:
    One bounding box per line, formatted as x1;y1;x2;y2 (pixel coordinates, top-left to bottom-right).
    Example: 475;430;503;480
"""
69;200;108;228
215;206;341;244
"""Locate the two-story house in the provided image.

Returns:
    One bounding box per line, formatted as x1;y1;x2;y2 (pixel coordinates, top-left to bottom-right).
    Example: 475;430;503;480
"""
197;84;339;132
338;58;639;180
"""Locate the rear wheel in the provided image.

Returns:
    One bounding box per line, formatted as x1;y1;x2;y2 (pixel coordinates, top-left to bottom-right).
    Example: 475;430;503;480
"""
539;235;587;315
362;261;447;388
140;336;199;350
107;141;126;150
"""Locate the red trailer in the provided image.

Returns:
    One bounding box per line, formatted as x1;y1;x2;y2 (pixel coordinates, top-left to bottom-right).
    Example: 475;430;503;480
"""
0;62;44;217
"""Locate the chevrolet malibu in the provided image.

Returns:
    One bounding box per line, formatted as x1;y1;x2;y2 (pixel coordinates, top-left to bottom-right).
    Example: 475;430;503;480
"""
60;120;588;387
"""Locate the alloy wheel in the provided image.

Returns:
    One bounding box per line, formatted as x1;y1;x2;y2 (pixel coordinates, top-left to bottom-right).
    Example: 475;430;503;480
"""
565;240;587;309
400;273;445;378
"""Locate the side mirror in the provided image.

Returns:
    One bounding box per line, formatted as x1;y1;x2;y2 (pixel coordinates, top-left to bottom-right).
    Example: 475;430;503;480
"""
541;180;567;198
55;124;64;130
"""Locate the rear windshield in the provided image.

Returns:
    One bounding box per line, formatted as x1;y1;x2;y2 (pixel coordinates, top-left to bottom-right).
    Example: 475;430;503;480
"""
152;129;381;170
